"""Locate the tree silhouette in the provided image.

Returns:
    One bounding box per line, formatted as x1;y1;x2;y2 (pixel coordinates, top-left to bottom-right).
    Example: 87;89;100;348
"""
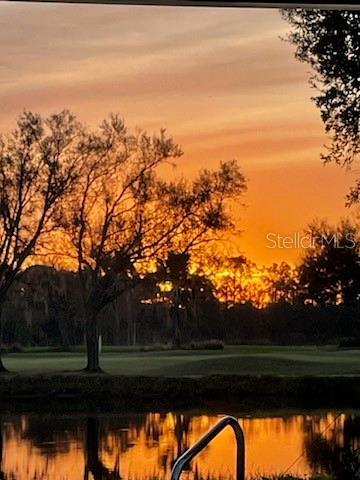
84;417;121;480
54;113;246;371
304;415;360;479
283;9;360;175
0;111;80;371
298;220;360;306
265;262;298;305
156;252;190;347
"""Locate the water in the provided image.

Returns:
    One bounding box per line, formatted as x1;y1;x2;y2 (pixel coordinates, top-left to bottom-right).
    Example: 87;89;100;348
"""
0;410;358;479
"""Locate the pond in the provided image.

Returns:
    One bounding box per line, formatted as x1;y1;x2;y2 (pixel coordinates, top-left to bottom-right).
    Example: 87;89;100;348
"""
0;409;358;479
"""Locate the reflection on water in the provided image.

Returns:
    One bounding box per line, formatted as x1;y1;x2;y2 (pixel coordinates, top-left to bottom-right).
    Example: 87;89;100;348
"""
0;410;358;479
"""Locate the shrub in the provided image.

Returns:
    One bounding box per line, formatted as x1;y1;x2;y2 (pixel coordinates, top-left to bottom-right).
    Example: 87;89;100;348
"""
186;339;225;350
0;342;25;354
7;342;25;353
338;337;360;349
139;343;172;352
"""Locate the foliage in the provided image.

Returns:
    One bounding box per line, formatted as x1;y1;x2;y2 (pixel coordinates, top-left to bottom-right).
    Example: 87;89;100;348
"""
193;249;298;308
54;114;246;308
0;110;80;301
184;339;224;350
0;110;81;370
336;448;360;479
41;112;247;369
298;220;360;306
282;10;360;173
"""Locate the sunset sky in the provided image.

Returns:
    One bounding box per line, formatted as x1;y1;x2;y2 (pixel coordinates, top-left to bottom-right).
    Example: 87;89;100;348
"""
0;2;357;265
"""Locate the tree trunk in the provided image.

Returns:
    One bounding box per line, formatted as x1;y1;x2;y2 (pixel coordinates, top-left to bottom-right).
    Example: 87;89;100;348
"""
125;290;133;347
0;303;8;374
172;306;182;348
55;308;72;351
85;417;120;479
85;417;102;476
0;356;7;374
113;297;121;345
0;420;4;480
85;310;102;373
133;313;137;346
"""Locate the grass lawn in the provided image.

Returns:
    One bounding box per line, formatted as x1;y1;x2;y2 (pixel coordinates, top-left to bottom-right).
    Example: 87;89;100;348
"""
3;345;360;376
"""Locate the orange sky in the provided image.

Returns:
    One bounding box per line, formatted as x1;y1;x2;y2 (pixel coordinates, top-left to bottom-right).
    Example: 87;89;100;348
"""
0;2;357;265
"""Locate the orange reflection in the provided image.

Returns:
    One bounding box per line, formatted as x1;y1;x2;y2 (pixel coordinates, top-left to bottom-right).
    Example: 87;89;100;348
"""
0;412;350;479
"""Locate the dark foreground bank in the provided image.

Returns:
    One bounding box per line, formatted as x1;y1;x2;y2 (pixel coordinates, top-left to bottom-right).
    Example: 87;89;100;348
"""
1;374;360;412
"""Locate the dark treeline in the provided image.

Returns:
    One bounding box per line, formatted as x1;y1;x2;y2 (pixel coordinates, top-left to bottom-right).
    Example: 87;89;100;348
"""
2;225;360;350
224;303;360;346
2;219;360;349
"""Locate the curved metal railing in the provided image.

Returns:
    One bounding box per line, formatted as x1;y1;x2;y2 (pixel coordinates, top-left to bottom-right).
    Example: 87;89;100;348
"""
171;415;245;480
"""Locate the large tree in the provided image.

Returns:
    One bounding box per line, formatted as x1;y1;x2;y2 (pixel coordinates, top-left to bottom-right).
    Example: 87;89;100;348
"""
265;262;298;305
155;252;215;346
55;114;246;371
0;111;80;371
298;220;360;306
282;9;360;200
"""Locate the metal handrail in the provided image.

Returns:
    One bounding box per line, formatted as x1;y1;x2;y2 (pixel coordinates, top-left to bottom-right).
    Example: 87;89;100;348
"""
171;415;245;480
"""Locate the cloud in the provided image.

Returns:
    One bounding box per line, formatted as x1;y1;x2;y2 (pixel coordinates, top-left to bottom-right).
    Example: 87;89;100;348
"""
0;3;353;265
0;4;299;125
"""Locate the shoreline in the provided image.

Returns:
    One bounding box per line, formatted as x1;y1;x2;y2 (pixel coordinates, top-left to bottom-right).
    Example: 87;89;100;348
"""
1;374;360;412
